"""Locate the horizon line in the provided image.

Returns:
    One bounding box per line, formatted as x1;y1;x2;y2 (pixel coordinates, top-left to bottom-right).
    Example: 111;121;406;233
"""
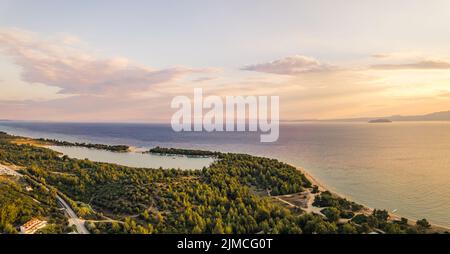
1;108;450;125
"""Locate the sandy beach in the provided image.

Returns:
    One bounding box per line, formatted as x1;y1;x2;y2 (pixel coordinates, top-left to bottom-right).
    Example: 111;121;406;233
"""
5;131;449;232
293;164;450;233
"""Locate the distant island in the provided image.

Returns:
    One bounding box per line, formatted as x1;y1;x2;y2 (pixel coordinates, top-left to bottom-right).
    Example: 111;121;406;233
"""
4;110;450;124
286;110;450;123
368;119;392;123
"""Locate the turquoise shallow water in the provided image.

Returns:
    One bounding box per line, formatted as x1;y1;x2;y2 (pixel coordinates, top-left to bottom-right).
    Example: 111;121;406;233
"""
1;121;449;227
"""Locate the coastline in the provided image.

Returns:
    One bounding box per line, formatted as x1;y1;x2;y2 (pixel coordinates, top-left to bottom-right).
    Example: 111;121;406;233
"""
2;129;449;232
294;164;450;232
295;165;329;192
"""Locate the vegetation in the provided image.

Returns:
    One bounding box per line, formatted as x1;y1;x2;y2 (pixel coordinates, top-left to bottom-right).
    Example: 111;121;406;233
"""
0;132;441;234
0;175;69;234
416;218;431;232
320;207;340;222
313;191;363;212
37;138;129;152
148;146;220;157
348;210;428;234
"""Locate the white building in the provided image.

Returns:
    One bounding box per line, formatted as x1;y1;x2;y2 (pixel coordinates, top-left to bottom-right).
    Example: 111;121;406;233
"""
20;218;48;234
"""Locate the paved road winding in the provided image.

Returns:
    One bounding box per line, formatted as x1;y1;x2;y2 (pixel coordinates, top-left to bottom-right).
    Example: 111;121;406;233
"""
56;196;90;234
1;163;89;234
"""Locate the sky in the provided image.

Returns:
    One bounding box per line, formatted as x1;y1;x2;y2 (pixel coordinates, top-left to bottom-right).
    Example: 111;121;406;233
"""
1;0;450;122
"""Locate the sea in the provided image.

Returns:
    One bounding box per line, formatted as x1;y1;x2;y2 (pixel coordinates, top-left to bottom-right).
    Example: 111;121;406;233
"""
1;120;449;228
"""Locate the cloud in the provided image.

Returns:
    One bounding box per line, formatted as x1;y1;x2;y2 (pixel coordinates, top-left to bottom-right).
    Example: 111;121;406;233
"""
192;76;218;83
240;55;334;75
372;60;450;70
0;28;215;95
370;51;450;70
371;53;390;58
437;91;450;97
371;51;430;60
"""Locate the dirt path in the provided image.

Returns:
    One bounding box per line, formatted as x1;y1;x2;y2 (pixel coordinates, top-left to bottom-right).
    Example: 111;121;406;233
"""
271;189;325;217
85;219;124;224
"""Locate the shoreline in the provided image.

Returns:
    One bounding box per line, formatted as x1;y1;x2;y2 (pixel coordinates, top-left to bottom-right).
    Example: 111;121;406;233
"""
2;129;449;232
293;164;450;232
295;165;329;192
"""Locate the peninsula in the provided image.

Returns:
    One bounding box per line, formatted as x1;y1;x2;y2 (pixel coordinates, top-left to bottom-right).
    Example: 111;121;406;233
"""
0;131;446;234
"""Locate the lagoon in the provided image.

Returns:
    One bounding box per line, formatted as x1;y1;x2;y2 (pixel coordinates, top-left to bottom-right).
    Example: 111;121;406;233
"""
48;145;214;170
1;121;450;227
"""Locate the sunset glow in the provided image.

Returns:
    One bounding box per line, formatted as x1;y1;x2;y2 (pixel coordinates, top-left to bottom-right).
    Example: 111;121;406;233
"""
1;0;450;121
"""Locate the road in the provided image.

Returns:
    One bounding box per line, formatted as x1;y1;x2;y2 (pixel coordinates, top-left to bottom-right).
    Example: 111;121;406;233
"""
85;219;124;224
56;195;90;234
1;163;89;234
0;164;22;177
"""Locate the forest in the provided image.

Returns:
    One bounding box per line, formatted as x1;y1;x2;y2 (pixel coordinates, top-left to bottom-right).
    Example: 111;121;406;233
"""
0;173;70;233
37;138;129;152
0;132;437;234
148;146;220;157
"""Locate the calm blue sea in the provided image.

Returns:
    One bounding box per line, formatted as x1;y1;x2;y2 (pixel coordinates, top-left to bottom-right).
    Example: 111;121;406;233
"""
1;121;449;227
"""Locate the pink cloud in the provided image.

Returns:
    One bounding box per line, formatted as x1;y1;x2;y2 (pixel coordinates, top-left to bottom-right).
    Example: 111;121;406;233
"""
371;60;450;70
0;28;215;95
241;55;335;75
